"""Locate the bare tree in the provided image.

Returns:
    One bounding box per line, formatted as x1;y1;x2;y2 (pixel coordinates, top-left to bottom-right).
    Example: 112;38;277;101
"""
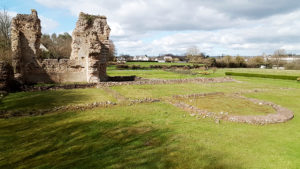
272;49;287;66
247;56;265;68
108;40;116;62
186;46;204;63
0;9;11;48
0;8;12;63
40;33;72;59
235;56;246;67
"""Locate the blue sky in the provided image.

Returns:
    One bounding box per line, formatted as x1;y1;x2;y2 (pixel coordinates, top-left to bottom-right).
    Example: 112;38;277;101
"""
3;0;300;56
2;0;76;33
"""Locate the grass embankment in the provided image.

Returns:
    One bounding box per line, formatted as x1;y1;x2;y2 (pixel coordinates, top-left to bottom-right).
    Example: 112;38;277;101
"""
1;70;300;168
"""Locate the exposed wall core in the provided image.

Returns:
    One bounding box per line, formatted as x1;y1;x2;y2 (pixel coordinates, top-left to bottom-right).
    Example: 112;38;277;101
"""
71;12;111;82
11;10;110;84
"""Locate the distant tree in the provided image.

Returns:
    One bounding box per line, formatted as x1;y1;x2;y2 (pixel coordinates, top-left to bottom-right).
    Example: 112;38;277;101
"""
40;32;72;59
216;55;242;68
57;33;72;58
51;33;57;41
222;55;233;67
41;34;52;47
173;58;180;63
203;57;216;68
247;56;265;68
272;49;287;66
108;40;116;62
186;46;205;63
0;9;12;64
235;56;246;67
0;9;11;49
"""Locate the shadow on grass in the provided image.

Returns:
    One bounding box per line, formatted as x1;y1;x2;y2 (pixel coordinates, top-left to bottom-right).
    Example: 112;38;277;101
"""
0;89;107;113
0;112;176;168
0;110;243;169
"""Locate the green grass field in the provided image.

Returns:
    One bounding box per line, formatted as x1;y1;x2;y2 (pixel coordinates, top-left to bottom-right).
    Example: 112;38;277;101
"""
0;88;115;112
107;69;205;79
1;68;300;169
178;94;276;115
107;62;200;71
225;68;300;76
125;61;194;67
107;68;300;80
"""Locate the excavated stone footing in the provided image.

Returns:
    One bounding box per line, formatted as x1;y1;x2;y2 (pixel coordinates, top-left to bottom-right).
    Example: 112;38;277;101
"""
170;92;294;125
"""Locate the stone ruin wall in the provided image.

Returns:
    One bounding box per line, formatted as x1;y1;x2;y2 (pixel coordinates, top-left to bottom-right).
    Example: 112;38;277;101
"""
11;10;110;84
71;12;110;82
11;9;42;82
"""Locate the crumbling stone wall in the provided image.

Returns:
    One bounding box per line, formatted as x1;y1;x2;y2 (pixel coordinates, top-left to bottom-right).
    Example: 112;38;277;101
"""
10;10;110;84
11;9;42;82
71;12;110;82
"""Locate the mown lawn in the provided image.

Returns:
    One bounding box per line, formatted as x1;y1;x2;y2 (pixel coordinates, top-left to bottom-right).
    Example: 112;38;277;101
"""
125;62;194;67
107;69;204;79
0;88;115;112
0;71;300;168
223;68;300;76
108;67;300;80
178;94;276;115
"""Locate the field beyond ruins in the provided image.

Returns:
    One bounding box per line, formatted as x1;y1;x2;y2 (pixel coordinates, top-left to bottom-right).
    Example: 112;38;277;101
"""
1;67;300;169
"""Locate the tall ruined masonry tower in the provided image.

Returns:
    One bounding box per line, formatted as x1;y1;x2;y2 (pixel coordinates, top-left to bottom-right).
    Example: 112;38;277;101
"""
11;10;110;83
11;9;42;81
71;12;111;82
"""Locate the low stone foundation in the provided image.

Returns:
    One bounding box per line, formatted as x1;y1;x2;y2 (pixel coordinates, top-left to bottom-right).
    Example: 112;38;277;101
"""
170;92;294;125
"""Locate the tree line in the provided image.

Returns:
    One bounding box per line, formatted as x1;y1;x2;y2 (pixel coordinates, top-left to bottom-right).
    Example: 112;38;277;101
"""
186;46;300;69
41;33;116;61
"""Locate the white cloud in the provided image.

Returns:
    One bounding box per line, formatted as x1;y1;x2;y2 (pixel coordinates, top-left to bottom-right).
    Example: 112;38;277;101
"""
5;10;59;34
39;15;59;34
34;0;300;55
7;11;17;17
